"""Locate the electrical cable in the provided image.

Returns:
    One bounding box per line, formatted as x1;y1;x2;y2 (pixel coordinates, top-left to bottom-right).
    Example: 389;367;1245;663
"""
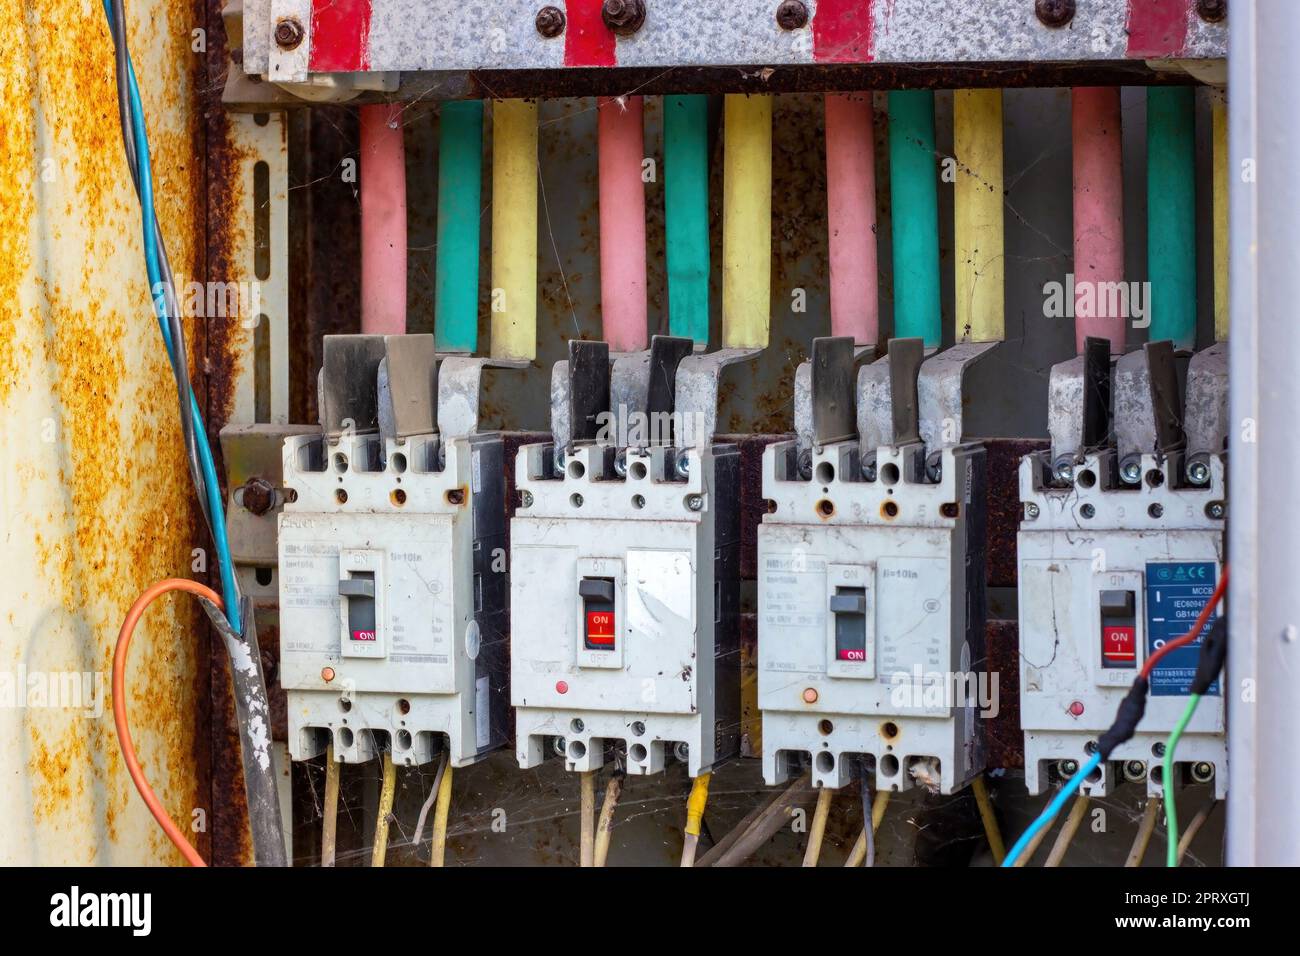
429;760;454;867
970;775;1005;865
593;770;624;868
1003;752;1102;868
1044;794;1089;867
1176;799;1217;865
100;0;240;630
322;744;340;867
859;772;877;868
112;578;221;867
802;787;834;867
680;772;711;867
1163;694;1201;867
844;790;891;867
1140;573;1227;680
372;752;398;867
1125;799;1159;867
579;770;596;867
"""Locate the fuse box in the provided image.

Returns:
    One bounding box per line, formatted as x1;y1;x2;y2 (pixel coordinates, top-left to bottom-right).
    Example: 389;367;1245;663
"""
511;338;741;778
278;335;508;767
1018;340;1227;798
759;337;988;793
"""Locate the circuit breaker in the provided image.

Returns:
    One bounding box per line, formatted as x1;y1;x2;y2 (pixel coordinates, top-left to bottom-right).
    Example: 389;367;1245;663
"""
1018;339;1227;798
759;337;988;793
278;334;508;767
511;337;741;778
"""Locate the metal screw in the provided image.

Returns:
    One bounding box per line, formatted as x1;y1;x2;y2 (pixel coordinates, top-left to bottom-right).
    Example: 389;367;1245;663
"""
601;0;646;35
552;736;567;758
520;490;534;508
552;447;566;472
862;461;877;482
614;451;628;477
535;5;566;37
1148;503;1164;519
674;741;690;762
1191;762;1216;783
1059;759;1079;776
1024;502;1040;520
1080;503;1096;519
1152;742;1166;758
1186;458;1211;486
776;0;809;30
1123;760;1146;782
1053;459;1074;483
1120;459;1142;484
926;453;942;484
1196;0;1227;23
274;17;305;50
675;449;691;478
797;449;813;481
686;494;704;512
239;477;277;516
1035;0;1076;28
1206;500;1225;520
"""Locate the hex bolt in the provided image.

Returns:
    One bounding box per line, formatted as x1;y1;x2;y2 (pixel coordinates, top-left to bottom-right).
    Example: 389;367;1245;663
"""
274;17;305;50
686;494;704;512
601;0;646;35
535;4;566;37
1035;0;1076;28
776;0;809;30
1196;0;1227;23
239;477;277;516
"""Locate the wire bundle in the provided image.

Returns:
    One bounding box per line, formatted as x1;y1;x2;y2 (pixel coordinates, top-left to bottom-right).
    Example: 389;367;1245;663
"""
101;0;240;630
1002;571;1228;867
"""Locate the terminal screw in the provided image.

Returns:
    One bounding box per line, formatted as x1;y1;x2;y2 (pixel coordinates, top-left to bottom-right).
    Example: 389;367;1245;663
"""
1196;0;1227;24
1120;459;1142;485
776;0;809;30
1059;758;1079;777
274;17;305;50
1123;760;1146;783
1186;458;1211;486
1191;762;1216;783
520;490;534;508
1035;0;1076;28
535;5;566;37
1206;500;1225;520
686;494;704;512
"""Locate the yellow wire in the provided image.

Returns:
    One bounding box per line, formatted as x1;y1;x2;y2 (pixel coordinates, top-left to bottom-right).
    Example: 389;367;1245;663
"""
680;772;712;867
594;773;623;868
722;94;773;349
802;787;835;867
371;751;397;867
1043;795;1090;867
1125;799;1160;868
322;744;339;868
429;759;454;867
953;89;1005;343
490;98;539;361
843;791;891;867
971;775;1005;865
579;770;596;867
1211;89;1228;342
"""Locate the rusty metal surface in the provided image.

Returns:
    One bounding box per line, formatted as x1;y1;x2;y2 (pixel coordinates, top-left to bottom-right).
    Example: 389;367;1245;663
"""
984;619;1023;770
984;438;1046;588
0;0;211;865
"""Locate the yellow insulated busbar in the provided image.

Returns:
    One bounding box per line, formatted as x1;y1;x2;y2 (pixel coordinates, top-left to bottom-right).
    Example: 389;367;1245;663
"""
722;94;773;349
491;98;539;361
953;90;1005;343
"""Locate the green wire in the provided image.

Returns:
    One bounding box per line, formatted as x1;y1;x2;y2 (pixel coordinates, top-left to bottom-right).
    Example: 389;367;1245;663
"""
1163;693;1202;867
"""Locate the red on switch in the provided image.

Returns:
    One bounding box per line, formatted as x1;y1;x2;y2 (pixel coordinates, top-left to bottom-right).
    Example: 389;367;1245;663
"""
586;611;616;647
1102;625;1136;667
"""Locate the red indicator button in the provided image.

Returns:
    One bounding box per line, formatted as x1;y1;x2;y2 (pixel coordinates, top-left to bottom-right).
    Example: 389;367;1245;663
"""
556;681;569;695
1102;625;1136;667
586;610;616;648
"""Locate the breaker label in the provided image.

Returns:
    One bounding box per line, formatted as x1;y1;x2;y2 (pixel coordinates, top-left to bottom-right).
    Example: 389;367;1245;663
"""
761;553;827;673
1145;562;1219;697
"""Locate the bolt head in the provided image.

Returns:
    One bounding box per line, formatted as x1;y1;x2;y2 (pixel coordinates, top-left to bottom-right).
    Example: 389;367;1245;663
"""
614;451;628;477
1024;502;1040;520
240;477;277;516
1206;501;1225;520
535;5;566;37
675;449;691;477
1187;459;1211;485
776;0;810;31
1059;759;1079;776
686;494;704;512
520;490;534;508
1035;0;1076;28
274;17;305;50
1053;460;1074;483
1121;460;1142;484
1196;0;1227;23
601;0;646;35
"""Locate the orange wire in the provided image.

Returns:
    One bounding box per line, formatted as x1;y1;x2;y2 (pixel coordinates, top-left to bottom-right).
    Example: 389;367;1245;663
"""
113;577;216;867
1140;567;1229;680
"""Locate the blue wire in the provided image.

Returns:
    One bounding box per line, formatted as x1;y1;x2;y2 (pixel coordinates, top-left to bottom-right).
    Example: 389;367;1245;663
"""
1001;751;1103;867
103;3;241;631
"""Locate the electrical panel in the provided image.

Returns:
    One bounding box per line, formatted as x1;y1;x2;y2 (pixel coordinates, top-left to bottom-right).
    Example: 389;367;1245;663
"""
511;338;741;778
278;334;508;767
758;337;988;794
1018;340;1227;798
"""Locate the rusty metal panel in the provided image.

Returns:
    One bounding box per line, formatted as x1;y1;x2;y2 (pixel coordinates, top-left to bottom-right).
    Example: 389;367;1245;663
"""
0;0;210;865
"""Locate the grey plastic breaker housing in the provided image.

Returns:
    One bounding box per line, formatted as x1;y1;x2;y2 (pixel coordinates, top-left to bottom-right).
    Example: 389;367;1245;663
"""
278;430;508;767
759;439;988;794
1018;450;1227;799
510;441;741;778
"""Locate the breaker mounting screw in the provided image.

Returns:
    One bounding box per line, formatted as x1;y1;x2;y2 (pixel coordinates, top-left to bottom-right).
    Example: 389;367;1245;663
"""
1034;0;1076;28
1024;502;1040;520
776;0;809;30
1196;0;1227;23
239;477;277;516
274;17;305;50
602;0;646;36
520;490;534;508
1206;500;1225;520
535;5;567;37
686;494;704;511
